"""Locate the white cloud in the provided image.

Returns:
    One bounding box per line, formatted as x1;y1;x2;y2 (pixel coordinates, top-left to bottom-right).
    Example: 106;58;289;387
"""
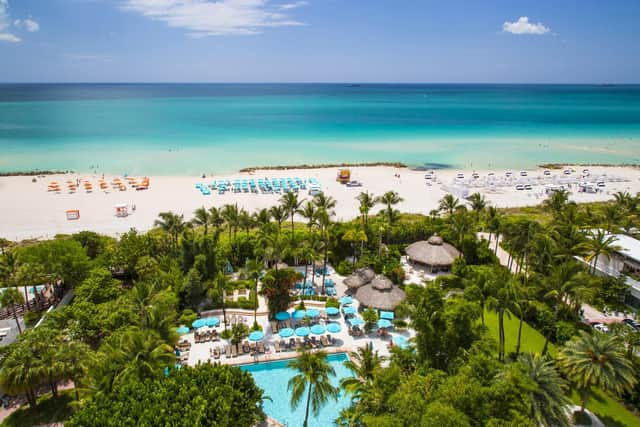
278;1;307;10
503;16;550;35
0;0;20;42
122;0;306;36
14;17;40;32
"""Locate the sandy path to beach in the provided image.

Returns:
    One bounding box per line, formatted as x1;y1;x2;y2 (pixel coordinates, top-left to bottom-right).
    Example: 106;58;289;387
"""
1;166;639;241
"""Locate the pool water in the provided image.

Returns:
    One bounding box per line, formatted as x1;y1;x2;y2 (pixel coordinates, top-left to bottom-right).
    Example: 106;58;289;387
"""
240;353;353;427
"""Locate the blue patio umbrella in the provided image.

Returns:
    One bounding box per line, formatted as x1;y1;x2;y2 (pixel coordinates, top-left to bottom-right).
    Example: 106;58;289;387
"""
339;296;353;305
377;319;392;329
343;306;357;315
292;310;306;320
326;322;341;333
176;325;190;335
379;311;395;320
275;311;290;321
392;335;409;349
348;317;364;327
295;327;310;337
278;327;294;338
249;331;265;341
306;308;320;318
325;307;339;316
310;324;326;335
192;319;206;329
205;317;220;327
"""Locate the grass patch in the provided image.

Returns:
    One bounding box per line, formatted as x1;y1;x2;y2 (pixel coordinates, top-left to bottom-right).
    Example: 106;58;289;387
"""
570;389;640;427
1;390;75;427
483;309;556;356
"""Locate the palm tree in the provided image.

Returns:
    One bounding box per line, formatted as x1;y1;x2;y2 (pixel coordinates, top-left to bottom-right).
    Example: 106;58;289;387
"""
485;206;502;253
154;211;187;252
315;209;333;294
15;262;46;306
376;191;403;226
468;192;487;221
558;331;637;413
208;206;224;236
298;201;318;229
252;208;271;228
438;194;460;216
244;259;263;325
486;268;517;362
269;205;288;234
0;286;24;334
313;193;337;216
221;204;240;241
281;192;305;241
238;208;254;237
543;189;569;217
518;353;571;427
356;191;376;226
0;344;40;409
287;350;338;427
341;345;385;393
583;229;621;275
191;206;210;235
209;273;231;329
57;339;91;401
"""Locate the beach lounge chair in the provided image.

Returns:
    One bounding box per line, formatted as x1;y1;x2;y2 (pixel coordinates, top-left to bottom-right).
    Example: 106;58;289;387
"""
320;336;329;347
279;339;287;351
270;320;278;333
243;341;251;354
258;342;265;353
231;344;238;357
289;338;295;349
274;341;281;352
250;343;257;355
213;348;220;359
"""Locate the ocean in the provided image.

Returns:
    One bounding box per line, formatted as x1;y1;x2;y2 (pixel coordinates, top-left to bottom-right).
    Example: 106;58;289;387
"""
0;83;639;175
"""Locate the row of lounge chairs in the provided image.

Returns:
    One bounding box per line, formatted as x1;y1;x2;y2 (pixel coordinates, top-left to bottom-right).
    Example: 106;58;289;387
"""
194;330;220;343
275;335;336;351
225;314;247;327
220;341;269;358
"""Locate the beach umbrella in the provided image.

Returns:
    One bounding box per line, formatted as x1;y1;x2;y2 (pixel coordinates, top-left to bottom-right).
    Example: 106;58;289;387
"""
377;319;392;329
306;309;320;318
205;317;220;327
392;335;409;349
192;319;206;329
310;324;326;335
325;307;340;316
292;310;306;320
379;311;395;320
326;323;341;333
279;327;294;338
348;317;364;327
339;296;353;305
343;306;356;315
295;327;310;337
249;331;265;341
176;326;190;335
275;311;290;321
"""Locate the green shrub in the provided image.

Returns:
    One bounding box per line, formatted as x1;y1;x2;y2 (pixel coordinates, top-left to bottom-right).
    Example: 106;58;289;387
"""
335;260;353;276
325;298;340;308
220;329;232;340
179;309;197;326
393;319;408;329
23;311;41;328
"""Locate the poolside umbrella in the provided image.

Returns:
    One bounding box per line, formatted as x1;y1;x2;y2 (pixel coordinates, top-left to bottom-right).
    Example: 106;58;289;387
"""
205;317;220;327
310;324;326;335
392;335;409;349
192;319;206;329
325;307;340;316
278;327;294;338
292;310;306;320
295;327;310;337
379;311;395;320
249;331;265;341
275;311;290;321
348;317;364;327
377;319;392;329
176;326;190;335
343;306;356;315
339;296;353;305
326;323;341;333
306;309;320;318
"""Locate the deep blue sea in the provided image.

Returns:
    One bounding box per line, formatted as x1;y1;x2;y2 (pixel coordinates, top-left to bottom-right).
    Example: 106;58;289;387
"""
0;84;639;175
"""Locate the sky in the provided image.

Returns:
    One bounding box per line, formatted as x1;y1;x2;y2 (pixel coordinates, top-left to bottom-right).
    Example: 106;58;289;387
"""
0;0;639;83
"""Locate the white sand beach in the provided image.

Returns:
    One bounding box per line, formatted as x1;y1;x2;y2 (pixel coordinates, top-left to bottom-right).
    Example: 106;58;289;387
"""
1;165;639;241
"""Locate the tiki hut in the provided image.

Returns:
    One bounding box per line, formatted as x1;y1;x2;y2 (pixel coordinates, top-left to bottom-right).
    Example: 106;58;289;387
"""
344;267;376;290
355;274;406;311
405;234;460;273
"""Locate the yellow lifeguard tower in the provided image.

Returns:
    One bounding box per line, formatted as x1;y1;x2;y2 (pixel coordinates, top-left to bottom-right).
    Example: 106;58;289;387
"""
337;169;351;184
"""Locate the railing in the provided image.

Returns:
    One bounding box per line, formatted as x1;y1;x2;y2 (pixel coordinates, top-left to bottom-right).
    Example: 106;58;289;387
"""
0;297;57;320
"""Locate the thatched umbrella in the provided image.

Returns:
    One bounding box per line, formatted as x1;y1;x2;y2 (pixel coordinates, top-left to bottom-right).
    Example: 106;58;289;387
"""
355;274;406;311
344;267;376;290
405;234;460;271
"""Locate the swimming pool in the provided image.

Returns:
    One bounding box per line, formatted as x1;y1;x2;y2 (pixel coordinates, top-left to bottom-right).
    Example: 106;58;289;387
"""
240;353;353;427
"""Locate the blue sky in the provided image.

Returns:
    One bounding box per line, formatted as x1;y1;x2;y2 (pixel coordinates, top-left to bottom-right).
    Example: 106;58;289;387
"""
1;0;639;83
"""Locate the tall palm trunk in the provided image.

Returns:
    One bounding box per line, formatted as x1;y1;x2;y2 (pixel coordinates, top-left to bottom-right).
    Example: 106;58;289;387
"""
591;253;599;274
11;306;22;334
291;215;295;242
515;316;523;356
321;243;329;295
254;278;259;325
303;383;313;427
498;310;505;362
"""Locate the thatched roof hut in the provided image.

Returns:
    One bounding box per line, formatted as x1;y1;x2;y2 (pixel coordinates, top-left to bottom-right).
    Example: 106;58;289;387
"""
405;234;460;272
344;267;376;289
355;275;406;311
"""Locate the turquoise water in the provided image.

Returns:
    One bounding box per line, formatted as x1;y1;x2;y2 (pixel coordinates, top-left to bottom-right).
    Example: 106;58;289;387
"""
1;84;639;174
240;352;352;426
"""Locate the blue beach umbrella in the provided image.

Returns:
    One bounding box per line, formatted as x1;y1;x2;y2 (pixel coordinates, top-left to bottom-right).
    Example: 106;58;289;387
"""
325;307;339;316
348;317;364;327
295;327;310;337
205;317;220;327
339;296;353;305
275;311;290;321
176;325;190;335
292;310;306;320
278;327;294;338
310;324;326;335
249;331;265;341
392;335;409;349
306;308;320;318
377;319;392;329
343;306;356;315
326;323;342;333
192;319;206;329
379;311;395;320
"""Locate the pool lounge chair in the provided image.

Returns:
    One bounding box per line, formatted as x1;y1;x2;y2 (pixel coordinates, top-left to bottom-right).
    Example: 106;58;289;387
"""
243;341;251;354
258;342;265;353
225;345;232;358
231;344;238;357
270;320;278;333
274;341;281;352
320;336;329;347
